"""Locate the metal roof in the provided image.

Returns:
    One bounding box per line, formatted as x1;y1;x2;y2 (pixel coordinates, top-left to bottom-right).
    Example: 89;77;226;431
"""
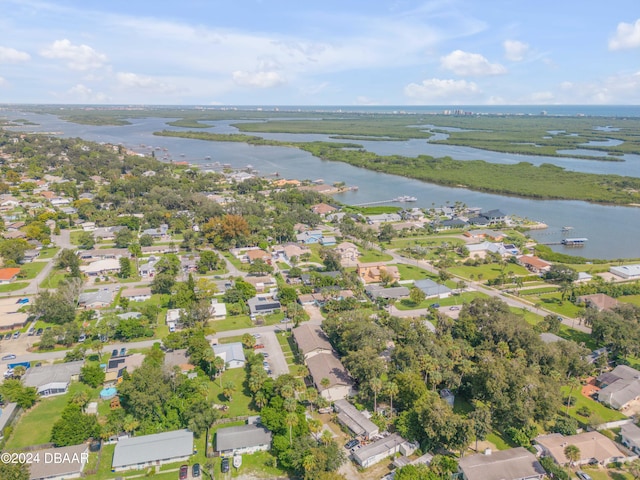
112;429;193;468
215;424;272;452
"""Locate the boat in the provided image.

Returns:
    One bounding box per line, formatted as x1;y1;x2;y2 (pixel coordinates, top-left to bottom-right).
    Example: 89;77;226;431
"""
233;455;242;469
393;195;417;202
205;155;211;160
561;226;573;232
562;237;588;246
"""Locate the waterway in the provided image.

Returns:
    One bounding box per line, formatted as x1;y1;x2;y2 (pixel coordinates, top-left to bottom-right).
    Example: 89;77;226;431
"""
2;110;640;260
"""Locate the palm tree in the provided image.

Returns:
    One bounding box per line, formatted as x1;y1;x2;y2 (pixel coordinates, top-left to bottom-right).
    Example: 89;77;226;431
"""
123;415;140;436
627;459;640;480
370;378;383;414
223;381;236;401
320;377;331;399
306;387;318;412
302;454;318;474
92;339;104;362
564;444;580;467
285;412;299;445
283;397;297;413
384;381;399;419
213;357;225;387
308;419;322;441
566;377;581;415
254;391;267;409
280;384;294;399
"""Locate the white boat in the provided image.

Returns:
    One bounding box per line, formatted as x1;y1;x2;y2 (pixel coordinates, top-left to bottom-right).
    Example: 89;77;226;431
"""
562;226;573;232
394;195;417;202
233;455;242;468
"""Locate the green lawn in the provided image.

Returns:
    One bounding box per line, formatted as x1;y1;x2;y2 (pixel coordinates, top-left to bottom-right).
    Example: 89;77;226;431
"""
388;235;466;251
485;431;515;450
0;281;28;292
509;307;545;325
396;263;436;281
36;247;60;259
619;294;640;307
276;331;298;366
5;383;97;450
222;251;250;272
208;367;257;418
560;385;626;425
210;315;253;331
39;269;67;288
69;230;85;246
19;261;47;279
395;291;489;310
448;263;529;281
358;249;393;263
557;324;597;349
535;292;586;318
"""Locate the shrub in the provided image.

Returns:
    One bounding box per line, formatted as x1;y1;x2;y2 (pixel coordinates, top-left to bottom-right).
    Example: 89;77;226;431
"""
576;406;591;417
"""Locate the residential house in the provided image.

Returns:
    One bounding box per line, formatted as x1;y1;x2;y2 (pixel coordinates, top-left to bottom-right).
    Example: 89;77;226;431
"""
364;285;410;300
311;203;338;216
535;431;625;466
352;433;406;468
333;399;379;440
78;248;129;261
166;308;185;332
105;354;145;385
141;245;178;255
436;218;468;231
163;349;195;375
597;365;640;410
296;230;324;244
246;249;270;264
29;444;89;480
23;361;83;397
247;296;281;316
306;352;355;401
112;429;193;472
80;258;121;277
292;324;334;360
480;209;507;224
366;213;402;224
414;278;453;299
280;243;310;263
458;447;545;480
121;287;152;303
209;300;227;320
610;264;640;280
0;267;21;284
78;289;114;309
320;236;336;246
577;293;620;312
213;342;246;369
467;241;519;258
22;249;40;262
141;223;169;239
464;229;507;242
357;262;401;284
215;424;272;455
518;255;552;274
92;225;126;241
0;297;29;331
334;242;360;266
621;423;640;455
245;275;277;293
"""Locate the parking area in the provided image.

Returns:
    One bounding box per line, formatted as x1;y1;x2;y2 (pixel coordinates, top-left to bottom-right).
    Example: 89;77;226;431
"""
257;331;289;378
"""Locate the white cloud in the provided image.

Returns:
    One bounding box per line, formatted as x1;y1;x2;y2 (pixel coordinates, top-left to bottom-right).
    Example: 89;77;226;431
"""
503;40;529;61
0;46;31;62
440;50;506;76
232;70;285;88
404;78;481;103
0;77;7;87
40;39;107;70
115;72;178;93
67;84;108;102
609;19;640;50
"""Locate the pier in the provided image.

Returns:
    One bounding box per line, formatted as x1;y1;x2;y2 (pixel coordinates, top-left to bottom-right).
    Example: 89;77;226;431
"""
353;196;417;206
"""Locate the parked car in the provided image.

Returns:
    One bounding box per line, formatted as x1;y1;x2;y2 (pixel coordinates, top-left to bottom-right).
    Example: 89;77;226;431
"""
253;344;264;349
179;464;188;480
260;352;269;358
449;306;460;311
78;334;86;342
12;332;20;339
4;333;12;340
344;439;359;449
252;333;261;338
1;354;16;361
192;463;200;477
577;473;593;480
221;457;230;473
27;327;35;336
112;349;119;357
430;303;440;308
120;348;126;356
35;328;43;336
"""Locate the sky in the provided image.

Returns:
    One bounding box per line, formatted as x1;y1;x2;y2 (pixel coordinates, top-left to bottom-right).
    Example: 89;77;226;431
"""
1;0;640;105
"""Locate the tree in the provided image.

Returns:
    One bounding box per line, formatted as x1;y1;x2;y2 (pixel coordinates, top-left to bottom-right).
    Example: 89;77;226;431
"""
249;258;273;276
384;381;399;419
77;231;95;250
378;223;394;243
409;287;425;305
285;411;299;446
469;403;492;451
565;377;581;415
92;339;104;361
114;228;134;248
242;333;257;348
197;250;220;273
564;444;580;467
50;402;100;447
139;233;154;247
119;256;132;278
0;462;30;480
57;248;81;277
627;459;640;480
370;377;383;414
223;381;236;401
81;364;106;388
0;379;37;409
0;238;29;265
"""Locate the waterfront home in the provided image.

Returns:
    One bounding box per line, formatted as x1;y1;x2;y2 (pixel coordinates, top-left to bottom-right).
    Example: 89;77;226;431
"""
517;255;551;274
414;279;452;299
334;242;360;266
610;264;640;280
311;202;338;216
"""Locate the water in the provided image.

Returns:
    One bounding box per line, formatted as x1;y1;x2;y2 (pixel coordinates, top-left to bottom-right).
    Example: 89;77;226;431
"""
3;110;640;259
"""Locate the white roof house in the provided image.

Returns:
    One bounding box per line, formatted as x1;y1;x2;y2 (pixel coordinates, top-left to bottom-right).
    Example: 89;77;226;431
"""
458;447;545;480
215;424;272;455
353;433;406;468
23;361;83;397
80;258;121;276
210;300;227;320
213;342;246;369
610;264;640;280
112;429;194;471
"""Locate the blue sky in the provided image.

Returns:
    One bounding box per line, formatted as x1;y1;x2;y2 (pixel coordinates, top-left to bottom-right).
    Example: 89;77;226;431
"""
1;0;639;105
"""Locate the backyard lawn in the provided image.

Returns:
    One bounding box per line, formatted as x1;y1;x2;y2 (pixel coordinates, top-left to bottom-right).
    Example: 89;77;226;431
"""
207;366;258;418
39;269;67;288
5;383;97;450
19;261;47;279
561;385;626;425
449;263;530;281
36;247;60;259
396;263;437;281
396;291;489;310
358;249;393;263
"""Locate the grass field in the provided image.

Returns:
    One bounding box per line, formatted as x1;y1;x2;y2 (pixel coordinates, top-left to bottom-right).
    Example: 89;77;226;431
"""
39;269;67;288
396;263;436;281
357;249;393;263
535;292;586;317
448;263;530;281
36;247;60;259
207;366;258;418
19;261;47;279
0;282;28;292
5;383;97;450
396;291;489;310
561;385;626;424
277;331;298;366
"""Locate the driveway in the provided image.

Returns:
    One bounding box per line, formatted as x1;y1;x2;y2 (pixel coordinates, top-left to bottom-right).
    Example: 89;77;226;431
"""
258;331;289;378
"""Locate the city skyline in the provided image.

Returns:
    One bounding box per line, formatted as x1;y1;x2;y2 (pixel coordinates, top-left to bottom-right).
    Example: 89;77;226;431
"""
1;0;639;105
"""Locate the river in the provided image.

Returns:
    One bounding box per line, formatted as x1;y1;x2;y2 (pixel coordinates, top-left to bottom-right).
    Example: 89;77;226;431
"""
2;110;640;260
